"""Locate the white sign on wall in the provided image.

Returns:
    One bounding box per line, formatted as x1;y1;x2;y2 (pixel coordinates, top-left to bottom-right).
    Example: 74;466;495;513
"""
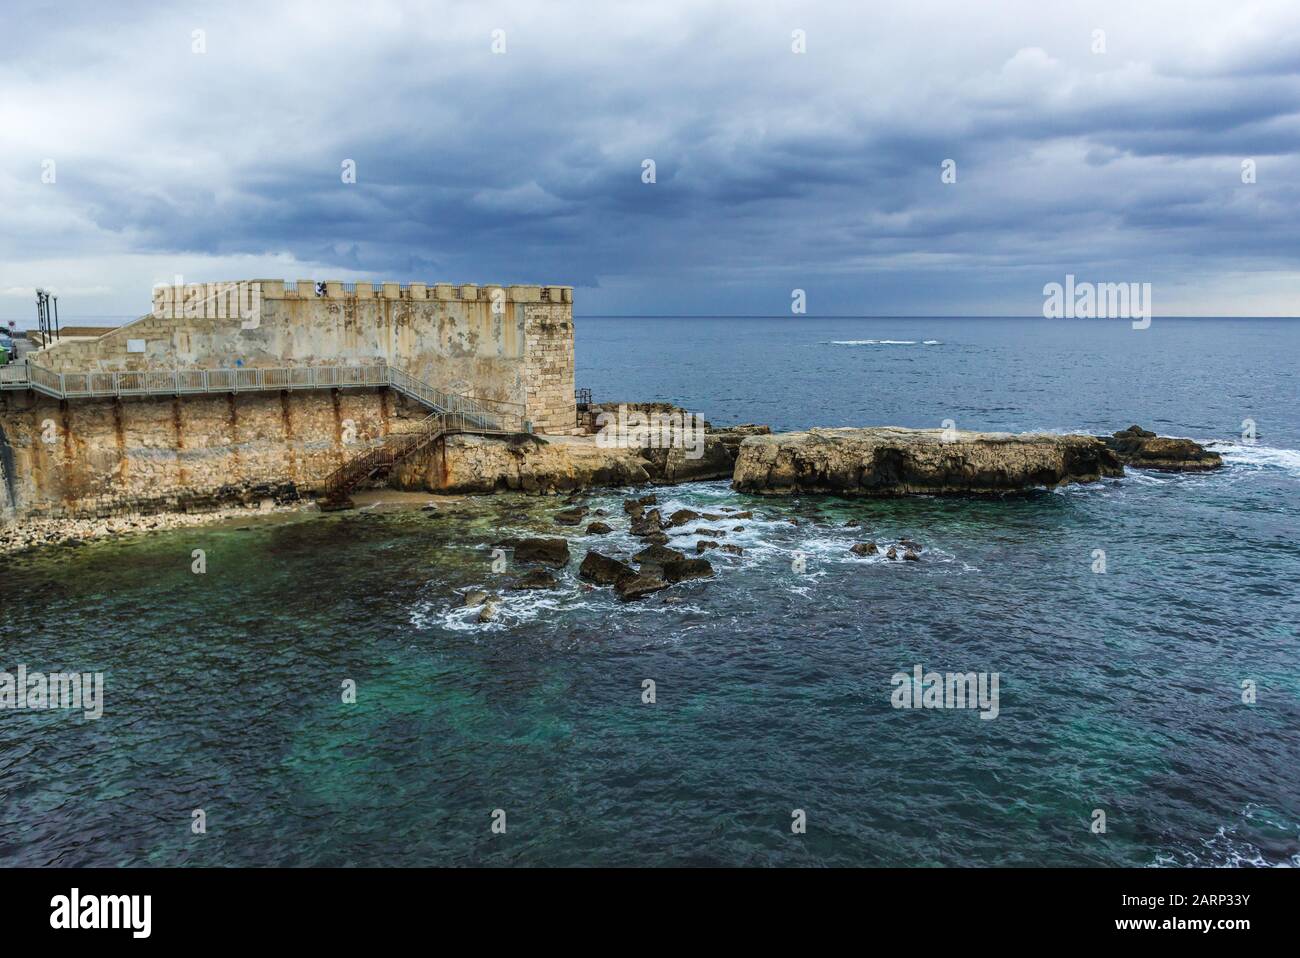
127;339;146;353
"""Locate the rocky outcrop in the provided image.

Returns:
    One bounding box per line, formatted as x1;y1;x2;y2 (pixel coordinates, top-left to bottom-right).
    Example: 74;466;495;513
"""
665;508;724;527
510;569;559;590
623;495;656;515
1099;425;1223;472
614;571;669;601
662;557;714;583
553;505;588;525
633;544;686;565
634;424;773;484
638;435;737;483
579;547;706;601
393;434;652;495
490;537;570;567
630;509;665;537
578;551;635;585
731;427;1123;496
708;423;772;458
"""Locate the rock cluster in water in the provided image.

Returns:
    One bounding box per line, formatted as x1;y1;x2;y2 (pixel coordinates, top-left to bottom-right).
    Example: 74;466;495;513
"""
1098;425;1224;472
573;494;729;601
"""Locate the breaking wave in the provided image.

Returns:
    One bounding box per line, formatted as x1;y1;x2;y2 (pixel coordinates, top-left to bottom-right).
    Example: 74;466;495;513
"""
1213;441;1300;480
826;339;942;346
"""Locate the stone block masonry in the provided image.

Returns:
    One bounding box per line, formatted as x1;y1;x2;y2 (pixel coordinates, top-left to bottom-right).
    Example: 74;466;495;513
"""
0;387;431;517
31;279;577;436
523;303;577;435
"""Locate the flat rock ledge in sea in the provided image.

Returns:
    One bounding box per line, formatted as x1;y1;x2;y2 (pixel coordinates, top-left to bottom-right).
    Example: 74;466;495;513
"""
730;427;1124;496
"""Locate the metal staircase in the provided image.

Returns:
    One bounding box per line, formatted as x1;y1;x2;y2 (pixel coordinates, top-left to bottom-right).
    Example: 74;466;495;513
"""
318;409;519;505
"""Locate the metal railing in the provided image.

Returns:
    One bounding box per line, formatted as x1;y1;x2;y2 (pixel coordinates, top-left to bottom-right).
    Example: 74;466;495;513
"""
385;366;524;432
0;360;526;432
0;364;29;388
318;408;520;501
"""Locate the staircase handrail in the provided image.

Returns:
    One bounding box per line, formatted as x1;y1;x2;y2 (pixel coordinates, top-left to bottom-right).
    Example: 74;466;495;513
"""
3;361;527;433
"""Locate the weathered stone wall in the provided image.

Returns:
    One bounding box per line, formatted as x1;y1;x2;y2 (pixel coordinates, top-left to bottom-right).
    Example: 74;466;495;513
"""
31;279;578;434
0;387;427;518
522;303;577;434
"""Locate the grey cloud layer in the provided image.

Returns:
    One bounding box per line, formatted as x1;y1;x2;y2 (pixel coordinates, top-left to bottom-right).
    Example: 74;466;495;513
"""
1;0;1298;316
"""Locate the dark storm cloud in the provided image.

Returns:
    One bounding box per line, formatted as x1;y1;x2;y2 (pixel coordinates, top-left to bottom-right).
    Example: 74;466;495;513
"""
2;0;1299;317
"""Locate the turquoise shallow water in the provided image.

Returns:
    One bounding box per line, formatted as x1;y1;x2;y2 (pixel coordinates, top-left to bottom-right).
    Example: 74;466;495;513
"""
1;317;1298;866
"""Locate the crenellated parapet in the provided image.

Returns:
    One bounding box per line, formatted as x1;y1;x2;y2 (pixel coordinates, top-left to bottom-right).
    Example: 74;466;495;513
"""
151;280;572;319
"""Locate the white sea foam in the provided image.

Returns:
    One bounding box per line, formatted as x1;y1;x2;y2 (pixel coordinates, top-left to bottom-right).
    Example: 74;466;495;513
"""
1153;824;1300;868
1215;441;1300;479
824;339;943;346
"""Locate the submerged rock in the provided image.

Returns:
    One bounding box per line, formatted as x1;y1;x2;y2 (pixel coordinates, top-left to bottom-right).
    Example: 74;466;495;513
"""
903;550;920;561
579;551;635;585
630;509;665;536
615;572;670;601
662;558;714;583
633;544;687;565
553;505;589;526
1100;425;1224;472
732;427;1123;496
491;537;570;567
585;521;613;535
696;540;720;554
850;542;879;556
511;569;559;590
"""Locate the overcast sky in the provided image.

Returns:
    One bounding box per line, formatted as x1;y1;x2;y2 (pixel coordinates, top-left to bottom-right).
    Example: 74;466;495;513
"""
2;0;1298;321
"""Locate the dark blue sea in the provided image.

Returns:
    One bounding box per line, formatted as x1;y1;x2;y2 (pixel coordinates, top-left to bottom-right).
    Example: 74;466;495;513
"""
2;316;1297;866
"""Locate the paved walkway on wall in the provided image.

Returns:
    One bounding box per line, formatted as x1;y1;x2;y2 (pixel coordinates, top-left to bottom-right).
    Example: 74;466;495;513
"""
0;361;525;433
